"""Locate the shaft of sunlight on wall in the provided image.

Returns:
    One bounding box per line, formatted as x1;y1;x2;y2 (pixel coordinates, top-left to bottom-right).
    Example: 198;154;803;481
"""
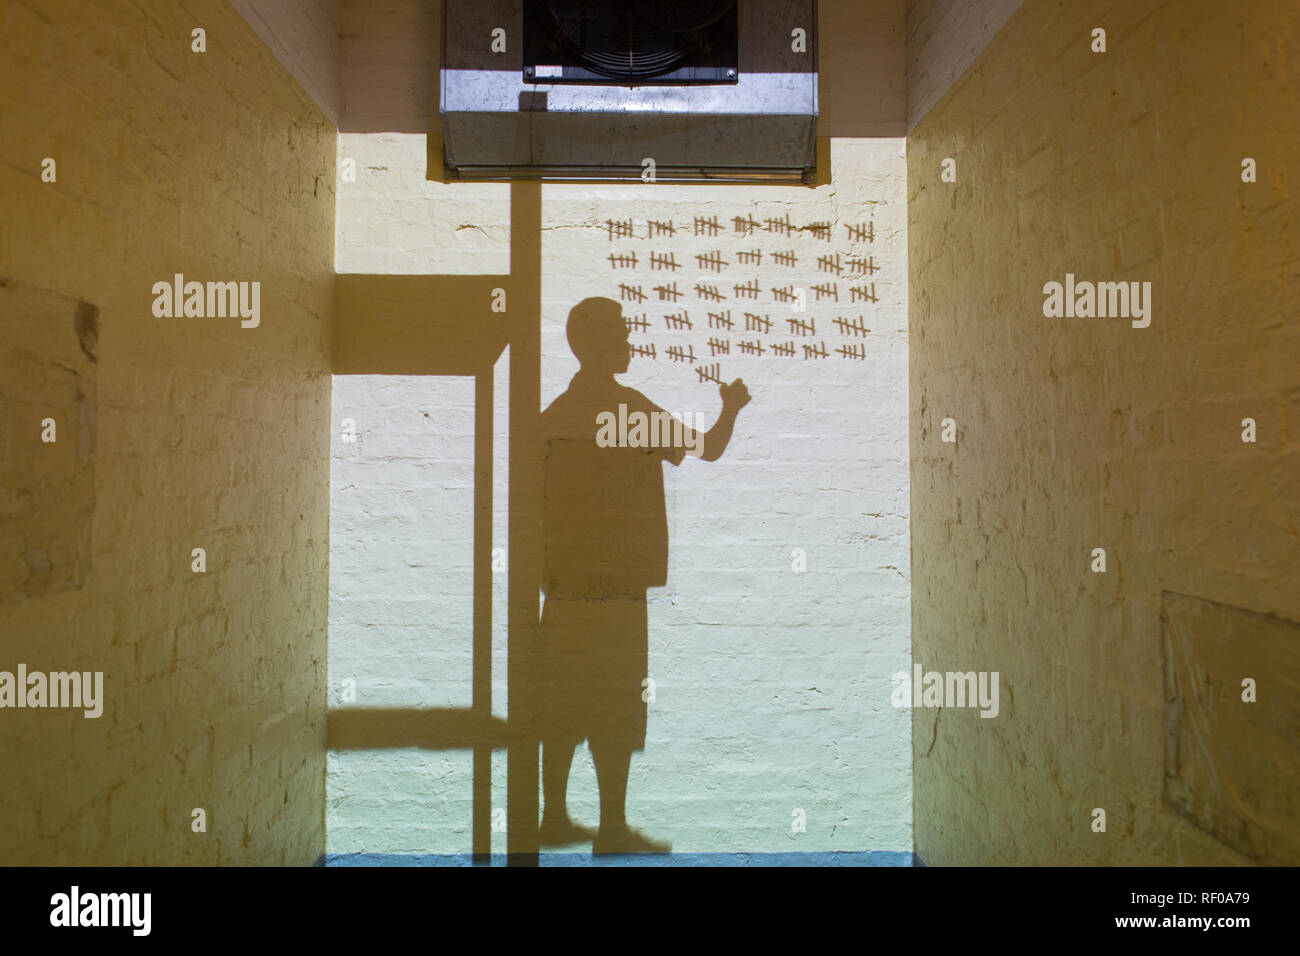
327;133;912;856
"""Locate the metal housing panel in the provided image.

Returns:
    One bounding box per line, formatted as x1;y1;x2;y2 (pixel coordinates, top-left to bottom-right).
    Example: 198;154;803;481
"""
440;0;818;181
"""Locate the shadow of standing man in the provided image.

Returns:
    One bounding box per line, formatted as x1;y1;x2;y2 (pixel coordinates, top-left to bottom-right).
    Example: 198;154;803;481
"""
537;296;751;854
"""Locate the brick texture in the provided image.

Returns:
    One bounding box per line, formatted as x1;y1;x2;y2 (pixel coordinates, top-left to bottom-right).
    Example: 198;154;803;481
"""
908;0;1299;865
0;0;334;864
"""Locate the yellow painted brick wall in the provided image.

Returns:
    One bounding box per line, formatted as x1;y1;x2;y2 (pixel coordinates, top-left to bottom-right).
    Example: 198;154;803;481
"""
909;0;1299;864
0;0;334;863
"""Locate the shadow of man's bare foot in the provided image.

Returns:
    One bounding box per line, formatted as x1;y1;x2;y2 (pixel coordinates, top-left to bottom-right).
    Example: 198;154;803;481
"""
538;813;597;847
593;824;672;855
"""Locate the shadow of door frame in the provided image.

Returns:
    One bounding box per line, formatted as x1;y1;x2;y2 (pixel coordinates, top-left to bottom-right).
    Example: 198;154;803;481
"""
329;180;543;865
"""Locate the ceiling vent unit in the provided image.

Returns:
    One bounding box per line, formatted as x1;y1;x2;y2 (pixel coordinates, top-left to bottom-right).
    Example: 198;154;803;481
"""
523;0;739;84
440;0;818;182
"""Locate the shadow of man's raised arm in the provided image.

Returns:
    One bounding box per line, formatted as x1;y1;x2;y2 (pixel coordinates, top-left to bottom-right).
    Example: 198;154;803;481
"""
692;378;752;461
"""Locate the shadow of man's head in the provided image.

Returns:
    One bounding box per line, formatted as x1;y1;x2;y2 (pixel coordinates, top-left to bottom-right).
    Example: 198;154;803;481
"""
567;297;630;376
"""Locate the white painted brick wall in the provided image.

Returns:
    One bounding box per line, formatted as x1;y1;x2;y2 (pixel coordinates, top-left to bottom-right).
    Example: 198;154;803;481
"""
329;138;913;855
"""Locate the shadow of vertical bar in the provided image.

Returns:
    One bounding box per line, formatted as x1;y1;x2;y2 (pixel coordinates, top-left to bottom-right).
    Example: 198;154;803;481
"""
507;179;543;864
473;369;493;862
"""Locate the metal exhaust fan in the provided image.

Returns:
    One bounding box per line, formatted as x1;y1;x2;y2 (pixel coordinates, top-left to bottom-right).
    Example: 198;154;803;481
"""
440;0;818;182
523;0;739;84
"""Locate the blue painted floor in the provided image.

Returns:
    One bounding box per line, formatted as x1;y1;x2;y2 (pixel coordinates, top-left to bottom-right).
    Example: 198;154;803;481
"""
325;850;916;867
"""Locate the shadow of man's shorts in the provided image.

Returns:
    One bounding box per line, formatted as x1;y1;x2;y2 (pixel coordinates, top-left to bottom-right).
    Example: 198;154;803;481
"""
536;593;649;751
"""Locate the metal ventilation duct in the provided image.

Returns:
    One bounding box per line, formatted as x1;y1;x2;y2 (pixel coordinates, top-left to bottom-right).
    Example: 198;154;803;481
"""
440;0;819;183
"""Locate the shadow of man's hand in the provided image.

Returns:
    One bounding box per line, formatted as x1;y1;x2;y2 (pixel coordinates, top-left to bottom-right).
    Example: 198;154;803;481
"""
720;377;752;412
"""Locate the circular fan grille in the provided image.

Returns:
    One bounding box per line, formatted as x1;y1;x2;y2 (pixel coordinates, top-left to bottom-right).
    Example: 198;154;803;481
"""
534;0;736;80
